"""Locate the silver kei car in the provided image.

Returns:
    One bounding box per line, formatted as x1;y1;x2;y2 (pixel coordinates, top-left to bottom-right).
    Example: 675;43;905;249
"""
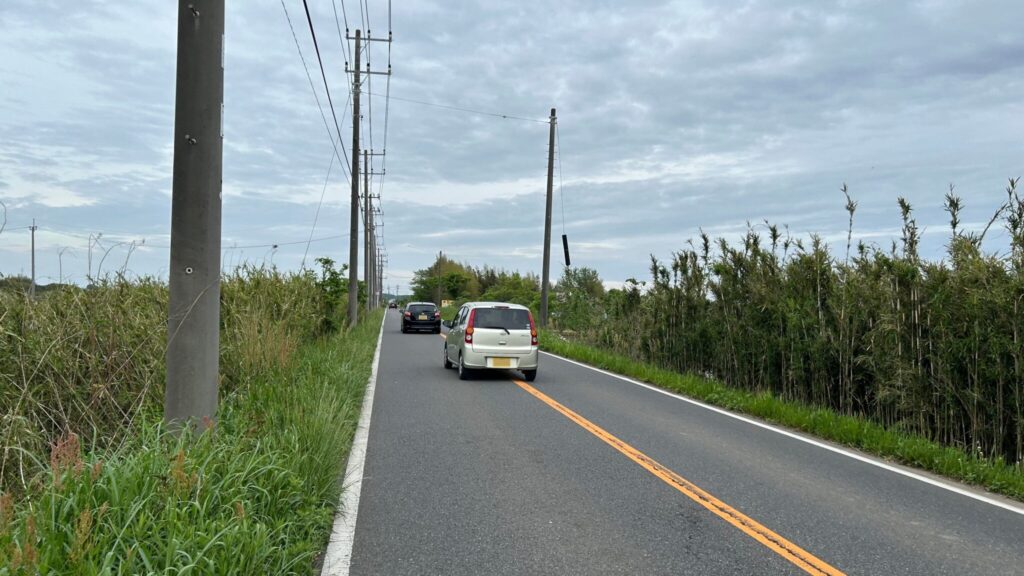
442;302;539;382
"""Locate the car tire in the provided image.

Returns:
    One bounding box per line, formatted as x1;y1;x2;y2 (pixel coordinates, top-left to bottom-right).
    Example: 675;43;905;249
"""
443;345;453;369
522;369;537;382
401;324;407;333
458;354;471;380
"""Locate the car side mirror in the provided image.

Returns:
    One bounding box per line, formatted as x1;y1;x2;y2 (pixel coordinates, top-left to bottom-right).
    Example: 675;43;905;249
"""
442;320;451;328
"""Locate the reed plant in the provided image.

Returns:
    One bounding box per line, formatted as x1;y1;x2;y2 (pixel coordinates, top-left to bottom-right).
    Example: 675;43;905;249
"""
557;181;1024;468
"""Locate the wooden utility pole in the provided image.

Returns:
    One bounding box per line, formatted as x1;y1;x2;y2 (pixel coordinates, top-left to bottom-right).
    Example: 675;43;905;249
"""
165;0;224;431
539;108;557;327
348;30;362;327
28;219;37;298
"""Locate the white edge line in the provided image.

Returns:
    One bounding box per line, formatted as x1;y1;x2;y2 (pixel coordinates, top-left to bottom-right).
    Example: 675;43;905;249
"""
321;311;388;575
540;350;1024;517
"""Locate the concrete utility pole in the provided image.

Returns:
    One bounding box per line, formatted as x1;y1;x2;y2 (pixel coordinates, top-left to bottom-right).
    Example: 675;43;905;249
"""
165;0;225;432
539;108;557;327
348;30;362;327
29;219;37;298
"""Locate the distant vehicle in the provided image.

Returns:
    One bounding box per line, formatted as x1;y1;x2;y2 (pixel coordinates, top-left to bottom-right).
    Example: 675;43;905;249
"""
402;302;441;334
388;299;397;309
443;301;538;382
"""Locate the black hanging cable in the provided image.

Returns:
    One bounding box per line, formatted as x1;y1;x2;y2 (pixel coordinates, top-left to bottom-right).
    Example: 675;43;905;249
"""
300;0;352;175
281;0;351;180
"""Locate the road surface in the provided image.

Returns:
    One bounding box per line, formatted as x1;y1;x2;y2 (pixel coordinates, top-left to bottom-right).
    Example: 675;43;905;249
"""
346;310;1024;575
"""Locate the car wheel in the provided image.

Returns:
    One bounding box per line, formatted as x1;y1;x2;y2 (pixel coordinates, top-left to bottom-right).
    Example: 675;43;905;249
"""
443;345;453;369
401;324;406;333
458;354;470;380
522;369;537;382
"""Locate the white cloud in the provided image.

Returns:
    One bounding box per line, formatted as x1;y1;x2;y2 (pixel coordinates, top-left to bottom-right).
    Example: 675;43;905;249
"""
1;0;1023;287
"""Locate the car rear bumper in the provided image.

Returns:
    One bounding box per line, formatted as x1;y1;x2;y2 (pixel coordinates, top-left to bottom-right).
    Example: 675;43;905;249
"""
462;347;538;370
403;319;440;330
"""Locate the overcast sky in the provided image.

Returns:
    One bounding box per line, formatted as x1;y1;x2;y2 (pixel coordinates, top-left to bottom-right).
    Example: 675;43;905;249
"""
1;0;1022;291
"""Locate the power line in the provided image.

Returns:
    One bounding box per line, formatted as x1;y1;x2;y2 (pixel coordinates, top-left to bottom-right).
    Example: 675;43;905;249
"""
557;124;566;235
150;233;351;250
299;0;353;179
363;91;548;123
281;0;352;181
330;0;351;63
376;3;393;209
365;1;374;157
222;234;351;250
301;148;337;269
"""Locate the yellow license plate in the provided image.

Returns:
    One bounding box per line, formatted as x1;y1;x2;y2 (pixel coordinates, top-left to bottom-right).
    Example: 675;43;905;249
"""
491;357;512;368
418;314;428;320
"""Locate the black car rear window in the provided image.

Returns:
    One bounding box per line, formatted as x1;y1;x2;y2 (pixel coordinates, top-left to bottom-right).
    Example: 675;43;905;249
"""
473;308;531;330
408;304;436;314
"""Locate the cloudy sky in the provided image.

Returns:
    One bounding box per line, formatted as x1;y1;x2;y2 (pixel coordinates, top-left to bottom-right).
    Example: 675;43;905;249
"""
1;0;1022;291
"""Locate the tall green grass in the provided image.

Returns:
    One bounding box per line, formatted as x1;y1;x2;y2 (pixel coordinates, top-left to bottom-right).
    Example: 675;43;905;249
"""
0;302;380;573
0;262;379;573
0;265;348;496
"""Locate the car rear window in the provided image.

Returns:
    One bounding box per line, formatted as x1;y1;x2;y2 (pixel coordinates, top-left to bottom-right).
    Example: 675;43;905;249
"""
473;308;531;330
408;304;436;314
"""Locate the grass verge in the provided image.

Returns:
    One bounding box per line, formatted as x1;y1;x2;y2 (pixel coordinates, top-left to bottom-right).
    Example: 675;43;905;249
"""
0;310;383;575
539;332;1024;503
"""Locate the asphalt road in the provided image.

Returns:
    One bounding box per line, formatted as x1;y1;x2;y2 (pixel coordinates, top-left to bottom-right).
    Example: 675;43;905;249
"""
349;310;1024;575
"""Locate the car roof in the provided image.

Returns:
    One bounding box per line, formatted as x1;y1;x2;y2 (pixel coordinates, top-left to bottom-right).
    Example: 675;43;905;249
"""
461;301;530;311
405;301;436;306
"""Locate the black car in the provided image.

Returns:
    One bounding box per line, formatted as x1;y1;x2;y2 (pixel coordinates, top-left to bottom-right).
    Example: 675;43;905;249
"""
388;300;398;309
402;302;441;333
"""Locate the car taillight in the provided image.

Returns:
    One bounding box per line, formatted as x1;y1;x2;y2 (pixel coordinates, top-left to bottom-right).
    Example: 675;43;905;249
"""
434;311;441;319
465;309;476;344
404;311;411;318
528;311;538;346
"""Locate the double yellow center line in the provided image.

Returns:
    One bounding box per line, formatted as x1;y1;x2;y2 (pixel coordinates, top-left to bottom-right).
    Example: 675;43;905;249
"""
512;378;844;576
